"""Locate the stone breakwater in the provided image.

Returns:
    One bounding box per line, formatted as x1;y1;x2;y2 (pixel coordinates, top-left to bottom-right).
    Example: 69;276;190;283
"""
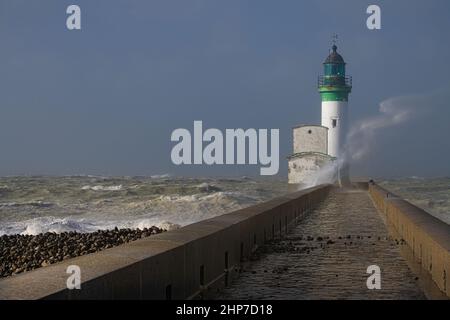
0;227;165;278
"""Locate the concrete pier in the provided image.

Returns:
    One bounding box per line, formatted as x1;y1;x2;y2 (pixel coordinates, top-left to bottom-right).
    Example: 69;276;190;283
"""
370;184;450;297
215;188;428;299
0;185;330;300
0;182;448;300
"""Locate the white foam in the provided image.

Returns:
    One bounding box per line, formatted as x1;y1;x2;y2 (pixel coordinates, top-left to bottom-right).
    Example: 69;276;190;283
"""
0;216;95;235
0;190;260;236
196;182;221;192
150;174;171;179
81;185;123;191
0;215;183;236
0;177;286;236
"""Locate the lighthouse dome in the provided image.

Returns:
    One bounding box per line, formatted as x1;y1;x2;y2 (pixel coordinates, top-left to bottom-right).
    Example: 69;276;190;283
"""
324;45;345;64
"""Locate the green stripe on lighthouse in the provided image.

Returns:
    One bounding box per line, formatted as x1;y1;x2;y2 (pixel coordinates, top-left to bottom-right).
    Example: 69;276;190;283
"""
320;91;349;102
319;83;352;101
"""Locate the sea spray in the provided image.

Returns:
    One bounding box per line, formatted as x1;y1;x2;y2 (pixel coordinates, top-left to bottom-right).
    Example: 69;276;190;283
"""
346;96;415;162
346;88;448;162
300;160;340;189
297;88;449;189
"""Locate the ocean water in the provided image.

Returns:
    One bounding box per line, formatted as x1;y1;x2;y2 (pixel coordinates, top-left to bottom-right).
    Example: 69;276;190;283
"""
379;177;450;225
0;176;448;236
0;176;288;235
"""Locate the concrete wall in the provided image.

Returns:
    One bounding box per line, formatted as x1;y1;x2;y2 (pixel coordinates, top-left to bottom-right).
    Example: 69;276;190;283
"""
288;153;333;184
293;125;328;154
369;183;450;298
0;185;331;300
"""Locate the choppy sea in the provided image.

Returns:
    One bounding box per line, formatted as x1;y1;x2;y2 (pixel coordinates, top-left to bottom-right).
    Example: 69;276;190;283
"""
0;176;448;235
378;177;450;225
0;176;288;235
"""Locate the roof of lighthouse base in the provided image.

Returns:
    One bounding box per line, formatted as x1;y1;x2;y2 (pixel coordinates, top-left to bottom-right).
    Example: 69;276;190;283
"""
287;152;336;161
292;124;329;131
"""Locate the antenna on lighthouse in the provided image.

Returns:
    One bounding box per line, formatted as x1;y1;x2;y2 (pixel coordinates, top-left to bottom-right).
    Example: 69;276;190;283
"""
332;33;338;46
330;33;338;53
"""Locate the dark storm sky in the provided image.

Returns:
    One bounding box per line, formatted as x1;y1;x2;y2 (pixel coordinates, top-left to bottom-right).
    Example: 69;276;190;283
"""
0;0;449;178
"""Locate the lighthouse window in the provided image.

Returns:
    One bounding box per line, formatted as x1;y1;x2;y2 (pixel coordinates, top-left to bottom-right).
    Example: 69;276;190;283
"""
308;130;312;134
332;119;337;128
324;64;345;76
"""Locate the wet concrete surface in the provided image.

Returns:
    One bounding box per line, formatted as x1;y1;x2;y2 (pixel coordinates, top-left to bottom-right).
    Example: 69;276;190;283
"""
214;188;426;300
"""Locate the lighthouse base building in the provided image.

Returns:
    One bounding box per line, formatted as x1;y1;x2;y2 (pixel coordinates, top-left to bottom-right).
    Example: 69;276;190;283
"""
288;125;335;184
288;43;352;187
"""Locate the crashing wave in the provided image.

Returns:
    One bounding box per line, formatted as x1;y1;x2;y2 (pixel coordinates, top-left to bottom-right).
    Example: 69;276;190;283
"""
0;216;181;236
0;217;95;235
128;220;180;231
196;183;221;193
81;185;123;191
155;191;256;204
0;176;290;236
150;174;171;179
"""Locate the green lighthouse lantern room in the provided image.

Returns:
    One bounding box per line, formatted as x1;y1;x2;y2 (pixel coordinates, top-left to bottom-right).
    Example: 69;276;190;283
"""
318;44;352;102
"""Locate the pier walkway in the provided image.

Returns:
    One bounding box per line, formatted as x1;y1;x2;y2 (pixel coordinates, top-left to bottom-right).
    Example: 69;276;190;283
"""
215;188;426;299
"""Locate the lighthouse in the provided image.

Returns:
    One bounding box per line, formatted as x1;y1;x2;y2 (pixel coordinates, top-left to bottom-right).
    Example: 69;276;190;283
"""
288;41;352;186
318;44;352;159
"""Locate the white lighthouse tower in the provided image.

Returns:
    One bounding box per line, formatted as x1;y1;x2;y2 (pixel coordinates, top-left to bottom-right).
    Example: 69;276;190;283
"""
288;40;352;186
318;43;352;183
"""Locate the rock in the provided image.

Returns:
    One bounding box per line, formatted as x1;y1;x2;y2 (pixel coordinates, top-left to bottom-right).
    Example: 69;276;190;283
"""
13;268;23;274
0;226;165;279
